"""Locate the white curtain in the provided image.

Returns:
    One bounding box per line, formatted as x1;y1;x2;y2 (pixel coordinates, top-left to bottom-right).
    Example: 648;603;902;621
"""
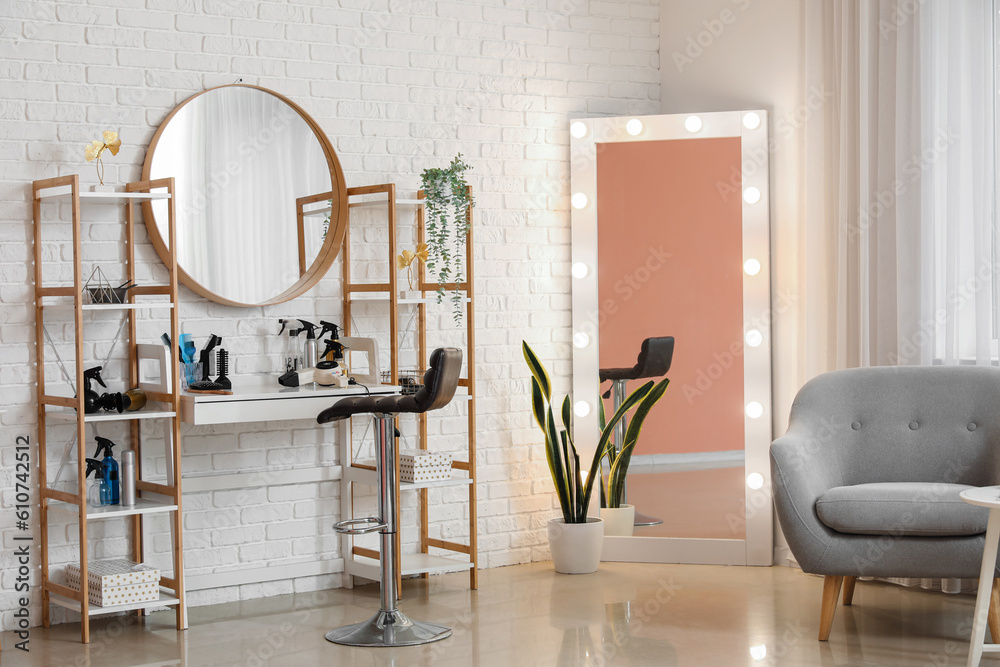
800;0;997;373
799;0;997;591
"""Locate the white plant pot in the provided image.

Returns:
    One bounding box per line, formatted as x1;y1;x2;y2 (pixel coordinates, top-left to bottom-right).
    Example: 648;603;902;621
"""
600;505;635;537
547;517;604;574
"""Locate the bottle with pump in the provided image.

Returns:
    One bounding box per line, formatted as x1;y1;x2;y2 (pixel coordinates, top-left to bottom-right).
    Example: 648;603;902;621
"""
85;458;112;507
93;436;120;505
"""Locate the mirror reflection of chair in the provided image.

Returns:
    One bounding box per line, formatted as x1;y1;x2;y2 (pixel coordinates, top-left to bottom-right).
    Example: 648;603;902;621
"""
318;347;463;647
599;336;675;527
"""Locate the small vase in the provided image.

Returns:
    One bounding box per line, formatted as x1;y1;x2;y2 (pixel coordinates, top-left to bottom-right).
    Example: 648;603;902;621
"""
600;505;635;537
547;517;604;574
399;290;422;301
90;185;118;193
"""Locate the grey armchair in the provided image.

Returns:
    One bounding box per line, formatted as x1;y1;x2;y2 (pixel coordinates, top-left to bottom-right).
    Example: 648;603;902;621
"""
771;366;1000;640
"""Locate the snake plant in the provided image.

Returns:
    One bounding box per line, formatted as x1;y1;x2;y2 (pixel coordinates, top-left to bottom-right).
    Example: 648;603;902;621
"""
522;341;669;523
598;377;669;509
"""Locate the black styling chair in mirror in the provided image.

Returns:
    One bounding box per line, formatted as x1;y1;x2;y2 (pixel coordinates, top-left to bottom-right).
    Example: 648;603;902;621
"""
600;336;675;527
318;347;462;647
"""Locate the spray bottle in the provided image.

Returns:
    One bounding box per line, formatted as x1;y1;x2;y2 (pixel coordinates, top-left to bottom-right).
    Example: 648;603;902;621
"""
82;366;123;414
85;458;112;507
93;436;120;505
278;319;303;371
298;320;319;369
319;321;341;361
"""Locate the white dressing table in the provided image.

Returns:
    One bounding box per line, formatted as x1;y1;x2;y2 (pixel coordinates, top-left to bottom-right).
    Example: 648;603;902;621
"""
174;377;397;592
179;377;396;425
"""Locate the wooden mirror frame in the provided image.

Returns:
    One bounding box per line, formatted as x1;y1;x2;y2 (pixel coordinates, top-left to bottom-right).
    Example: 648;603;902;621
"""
141;84;348;308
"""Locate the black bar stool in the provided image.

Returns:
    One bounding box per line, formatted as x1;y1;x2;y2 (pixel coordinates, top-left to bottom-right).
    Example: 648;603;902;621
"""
600;336;674;527
318;347;463;647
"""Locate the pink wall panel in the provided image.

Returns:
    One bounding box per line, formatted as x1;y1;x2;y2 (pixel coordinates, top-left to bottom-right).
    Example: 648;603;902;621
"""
597;137;744;455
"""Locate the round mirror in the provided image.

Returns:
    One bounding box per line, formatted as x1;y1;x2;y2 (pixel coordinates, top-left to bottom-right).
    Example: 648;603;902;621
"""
142;84;347;307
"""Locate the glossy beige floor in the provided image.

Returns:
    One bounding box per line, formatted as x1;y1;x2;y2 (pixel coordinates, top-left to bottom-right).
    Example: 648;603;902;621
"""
4;562;997;666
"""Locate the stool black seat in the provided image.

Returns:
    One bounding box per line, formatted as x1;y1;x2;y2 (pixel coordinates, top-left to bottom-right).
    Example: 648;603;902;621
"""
599;335;674;382
318;347;462;648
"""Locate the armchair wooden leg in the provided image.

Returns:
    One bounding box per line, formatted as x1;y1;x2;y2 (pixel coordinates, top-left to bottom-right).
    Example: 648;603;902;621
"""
819;575;844;641
988;577;1000;643
842;576;857;606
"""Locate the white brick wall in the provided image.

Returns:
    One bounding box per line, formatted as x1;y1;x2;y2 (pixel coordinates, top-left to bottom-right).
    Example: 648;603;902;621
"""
0;0;660;629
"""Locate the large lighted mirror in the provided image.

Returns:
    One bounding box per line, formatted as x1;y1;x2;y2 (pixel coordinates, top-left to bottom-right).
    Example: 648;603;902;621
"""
570;111;772;566
143;84;348;307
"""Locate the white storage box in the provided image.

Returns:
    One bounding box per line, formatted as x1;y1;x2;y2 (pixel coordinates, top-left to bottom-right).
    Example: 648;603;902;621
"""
399;450;453;483
66;559;160;607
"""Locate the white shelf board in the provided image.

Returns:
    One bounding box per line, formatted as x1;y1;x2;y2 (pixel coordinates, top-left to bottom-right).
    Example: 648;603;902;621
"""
42;301;174;313
47;497;178;519
46;406;177;423
402;475;473;491
36;185;171;203
50;590;180;616
304;199;425;217
348;198;425;209
347;466;471;491
351;553;473;578
349;293;470;304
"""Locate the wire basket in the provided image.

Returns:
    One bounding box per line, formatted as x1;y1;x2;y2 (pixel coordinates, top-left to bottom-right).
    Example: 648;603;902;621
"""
381;369;425;395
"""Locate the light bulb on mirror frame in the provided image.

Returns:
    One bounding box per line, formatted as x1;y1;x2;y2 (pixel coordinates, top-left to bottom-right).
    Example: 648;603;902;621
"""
573;332;590;348
684;115;702;133
746;473;765;490
571;193;589;209
746;401;764;419
743;258;761;276
625;118;643;136
570;121;588;139
573;401;591;417
745;329;763;348
571;262;589;279
743;186;761;204
743;112;761;130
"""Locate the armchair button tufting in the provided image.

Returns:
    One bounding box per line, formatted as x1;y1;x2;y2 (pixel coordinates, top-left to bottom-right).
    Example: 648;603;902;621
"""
909;421;919;430
969;423;977;431
851;421;861;430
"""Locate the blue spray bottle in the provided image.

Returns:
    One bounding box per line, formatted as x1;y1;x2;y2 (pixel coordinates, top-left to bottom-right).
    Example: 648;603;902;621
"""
93;436;120;505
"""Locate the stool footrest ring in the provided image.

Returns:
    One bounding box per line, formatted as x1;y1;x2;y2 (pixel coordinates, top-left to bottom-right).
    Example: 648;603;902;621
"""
333;517;386;534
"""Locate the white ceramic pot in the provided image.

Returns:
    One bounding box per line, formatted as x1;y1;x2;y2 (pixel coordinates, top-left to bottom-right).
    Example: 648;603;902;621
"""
547;517;604;574
600;505;635;537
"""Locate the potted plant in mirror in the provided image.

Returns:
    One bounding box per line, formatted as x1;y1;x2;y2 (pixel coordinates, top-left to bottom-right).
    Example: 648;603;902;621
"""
597;379;670;537
420;154;473;324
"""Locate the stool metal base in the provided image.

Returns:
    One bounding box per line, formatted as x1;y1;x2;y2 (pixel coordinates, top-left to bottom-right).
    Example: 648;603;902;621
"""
325;609;452;647
634;511;663;527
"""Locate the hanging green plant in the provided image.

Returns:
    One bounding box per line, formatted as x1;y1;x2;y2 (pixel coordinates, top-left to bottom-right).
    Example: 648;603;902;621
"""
420;154;473;324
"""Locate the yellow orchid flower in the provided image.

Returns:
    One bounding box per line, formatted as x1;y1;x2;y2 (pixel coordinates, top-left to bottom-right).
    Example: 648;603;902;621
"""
84;130;122;185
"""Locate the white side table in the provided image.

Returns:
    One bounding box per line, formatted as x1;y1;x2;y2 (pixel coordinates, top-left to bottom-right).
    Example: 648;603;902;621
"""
960;487;1000;666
